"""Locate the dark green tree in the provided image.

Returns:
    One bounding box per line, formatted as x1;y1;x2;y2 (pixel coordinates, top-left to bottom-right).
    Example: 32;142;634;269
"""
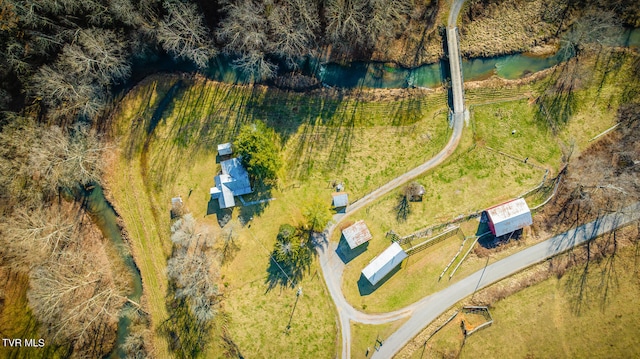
268;223;313;289
234;121;282;183
303;198;332;233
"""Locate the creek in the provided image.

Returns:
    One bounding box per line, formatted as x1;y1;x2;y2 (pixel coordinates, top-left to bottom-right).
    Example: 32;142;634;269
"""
121;29;639;91
80;185;143;359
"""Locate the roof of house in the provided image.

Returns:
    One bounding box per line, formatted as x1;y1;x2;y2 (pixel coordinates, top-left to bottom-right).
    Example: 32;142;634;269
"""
361;242;408;286
332;192;349;208
217;142;233;156
341;220;372;249
210;157;252;209
486;198;531;224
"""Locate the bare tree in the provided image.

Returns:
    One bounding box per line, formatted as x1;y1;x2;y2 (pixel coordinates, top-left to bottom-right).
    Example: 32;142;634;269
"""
220;222;240;264
367;0;413;45
27;250;125;354
28;123;107;194
559;11;622;60
60;28;131;85
232;50;278;80
325;0;369;49
156;0;216;68
0;117;40;207
0;206;77;270
267;0;320;68
167;213;221;324
217;0;278;79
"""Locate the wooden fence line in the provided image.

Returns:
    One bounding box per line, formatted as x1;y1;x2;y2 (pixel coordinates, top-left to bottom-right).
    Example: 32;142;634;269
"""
406;227;461;256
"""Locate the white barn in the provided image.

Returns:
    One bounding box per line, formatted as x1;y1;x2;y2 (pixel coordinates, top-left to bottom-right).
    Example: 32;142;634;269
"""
361;242;408;286
486;198;532;237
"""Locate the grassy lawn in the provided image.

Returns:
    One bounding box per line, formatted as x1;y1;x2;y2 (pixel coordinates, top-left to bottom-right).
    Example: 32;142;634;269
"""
0;271;69;359
351;319;408;358
338;50;638;314
105;75;453;357
339;128;547;313
103;48;636;356
461;244;640;358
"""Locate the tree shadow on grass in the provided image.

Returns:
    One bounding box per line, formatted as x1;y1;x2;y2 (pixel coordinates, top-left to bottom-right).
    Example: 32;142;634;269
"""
562;217;625;316
265;231;326;292
357;264;403;296
160;294;211;359
238;182;273;224
534;60;581;134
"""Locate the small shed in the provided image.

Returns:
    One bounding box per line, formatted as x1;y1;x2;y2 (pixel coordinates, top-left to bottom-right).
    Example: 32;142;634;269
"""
341;220;372;250
332;192;349;209
217;143;233;156
486;198;532;237
361;242;408;286
171;196;183;207
170;196;184;218
408;184;425;202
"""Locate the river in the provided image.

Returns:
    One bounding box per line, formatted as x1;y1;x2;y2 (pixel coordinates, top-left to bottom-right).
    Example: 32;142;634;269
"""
81;185;143;359
121;28;639;91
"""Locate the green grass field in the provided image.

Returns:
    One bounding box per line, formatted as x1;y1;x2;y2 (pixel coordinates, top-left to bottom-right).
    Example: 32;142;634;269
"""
338;50;638;314
104;48;637;357
105;75;453;357
460;246;640;358
351;319;407;358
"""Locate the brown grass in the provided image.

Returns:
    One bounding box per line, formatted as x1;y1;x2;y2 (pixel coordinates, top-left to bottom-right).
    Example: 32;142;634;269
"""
460;0;567;58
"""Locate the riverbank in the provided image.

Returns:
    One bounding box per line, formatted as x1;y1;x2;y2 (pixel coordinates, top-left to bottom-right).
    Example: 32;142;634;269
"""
325;0;639;70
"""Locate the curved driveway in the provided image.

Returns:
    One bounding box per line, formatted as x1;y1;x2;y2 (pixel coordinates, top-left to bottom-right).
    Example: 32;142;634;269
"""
317;1;640;358
317;1;469;358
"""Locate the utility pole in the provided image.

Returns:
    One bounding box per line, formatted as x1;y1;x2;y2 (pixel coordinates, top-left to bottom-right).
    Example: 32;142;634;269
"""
286;287;303;332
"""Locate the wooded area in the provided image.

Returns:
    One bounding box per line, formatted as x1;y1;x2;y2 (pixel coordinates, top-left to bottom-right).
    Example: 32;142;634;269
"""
1;0;638;126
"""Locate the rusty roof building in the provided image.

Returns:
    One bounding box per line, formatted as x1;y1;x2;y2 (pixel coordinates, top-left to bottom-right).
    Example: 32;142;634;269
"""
341;220;373;249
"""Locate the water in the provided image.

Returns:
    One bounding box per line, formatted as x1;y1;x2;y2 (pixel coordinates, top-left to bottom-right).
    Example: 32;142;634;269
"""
316;28;640;89
81;185;143;359
118;28;639;92
316;52;568;89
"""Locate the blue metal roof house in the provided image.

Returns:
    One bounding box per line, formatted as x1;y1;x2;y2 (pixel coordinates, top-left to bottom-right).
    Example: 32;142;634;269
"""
210;157;252;209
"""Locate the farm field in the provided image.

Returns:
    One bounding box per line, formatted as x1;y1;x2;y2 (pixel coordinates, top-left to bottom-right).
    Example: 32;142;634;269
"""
104;75;452;357
103;49;638;357
462;244;640;358
403;229;640;359
338;51;637;314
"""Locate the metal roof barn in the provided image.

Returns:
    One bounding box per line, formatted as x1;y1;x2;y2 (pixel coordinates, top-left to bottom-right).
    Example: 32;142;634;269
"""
361;242;408;286
332;192;349;208
217;143;233;156
341;220;372;249
486;198;532;237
